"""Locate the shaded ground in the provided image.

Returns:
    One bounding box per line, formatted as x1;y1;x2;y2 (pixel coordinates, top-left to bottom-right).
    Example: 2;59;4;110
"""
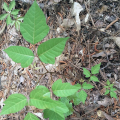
0;0;120;120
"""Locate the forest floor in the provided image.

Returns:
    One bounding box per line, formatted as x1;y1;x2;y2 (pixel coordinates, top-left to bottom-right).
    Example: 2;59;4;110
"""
0;0;120;120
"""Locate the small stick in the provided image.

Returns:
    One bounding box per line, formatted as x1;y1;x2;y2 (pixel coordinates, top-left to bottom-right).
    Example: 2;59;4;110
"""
58;12;63;20
94;41;99;52
105;17;119;30
0;22;6;35
84;2;95;27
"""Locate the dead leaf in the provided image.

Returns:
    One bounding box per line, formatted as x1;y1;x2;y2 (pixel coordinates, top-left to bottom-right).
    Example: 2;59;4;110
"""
98;97;114;106
71;2;83;32
97;110;115;120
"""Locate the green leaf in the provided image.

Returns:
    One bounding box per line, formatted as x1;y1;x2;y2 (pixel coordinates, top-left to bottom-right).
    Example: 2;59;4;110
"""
110;91;117;99
83;68;90;78
11;9;19;15
29;97;68;113
20;1;49;44
78;90;87;104
91;63;101;74
82;82;94;89
10;20;15;26
6;15;12;26
59;97;73;117
110;87;117;92
44;109;65;120
30;85;50;98
4;46;34;68
15;21;21;31
0;94;27;115
9;0;15;11
52;79;81;97
104;89;109;95
24;113;39;120
67;92;81;105
35;85;49;90
104;86;109;89
3;2;9;12
106;80;110;86
17;17;24;21
13;15;17;19
109;84;114;88
0;13;8;20
90;76;99;82
37;37;69;64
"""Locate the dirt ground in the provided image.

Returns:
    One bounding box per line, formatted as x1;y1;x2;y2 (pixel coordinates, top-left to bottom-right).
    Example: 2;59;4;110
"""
0;0;120;120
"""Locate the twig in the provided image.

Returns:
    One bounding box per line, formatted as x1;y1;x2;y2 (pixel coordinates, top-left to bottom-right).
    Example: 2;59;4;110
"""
94;41;99;52
87;40;91;69
84;2;95;27
0;22;6;35
6;65;17;96
105;17;119;30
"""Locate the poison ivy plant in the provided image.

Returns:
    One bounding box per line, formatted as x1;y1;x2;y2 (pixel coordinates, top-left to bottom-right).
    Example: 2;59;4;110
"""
2;0;70;119
0;0;23;29
83;63;101;82
1;0;117;120
4;0;69;67
104;80;117;99
0;79;82;119
68;82;94;104
0;79;93;119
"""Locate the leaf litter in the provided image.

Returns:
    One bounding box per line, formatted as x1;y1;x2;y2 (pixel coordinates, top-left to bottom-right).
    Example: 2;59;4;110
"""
0;0;120;120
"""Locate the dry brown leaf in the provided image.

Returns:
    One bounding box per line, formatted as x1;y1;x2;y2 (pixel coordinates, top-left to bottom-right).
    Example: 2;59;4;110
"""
97;110;115;120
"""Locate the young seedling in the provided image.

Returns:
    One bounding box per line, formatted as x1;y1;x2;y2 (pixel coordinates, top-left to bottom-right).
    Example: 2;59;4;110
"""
68;82;94;105
104;80;117;99
0;0;23;30
83;63;101;82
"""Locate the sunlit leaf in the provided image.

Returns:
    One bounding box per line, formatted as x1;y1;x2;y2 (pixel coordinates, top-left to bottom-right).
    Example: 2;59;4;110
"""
37;37;69;64
104;89;109;95
30;85;50;98
11;9;19;15
110;91;117;99
82;82;94;89
78;90;87;104
0;13;8;20
44;109;65;120
6;15;12;26
106;80;110;86
0;94;27;115
83;68;90;78
91;63;101;74
9;0;15;11
29;96;68;113
3;2;9;12
110;87;117;92
59;97;73;117
20;1;49;44
24;113;39;120
90;76;99;82
52;79;81;97
4;46;34;68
